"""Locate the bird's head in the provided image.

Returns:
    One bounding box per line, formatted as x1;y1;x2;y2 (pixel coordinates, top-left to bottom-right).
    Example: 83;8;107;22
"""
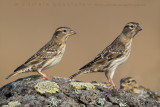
120;77;138;90
53;27;76;42
122;22;142;39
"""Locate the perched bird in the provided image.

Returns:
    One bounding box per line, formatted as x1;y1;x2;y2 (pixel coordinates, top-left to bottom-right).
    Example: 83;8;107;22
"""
70;22;142;89
120;77;160;100
6;27;76;80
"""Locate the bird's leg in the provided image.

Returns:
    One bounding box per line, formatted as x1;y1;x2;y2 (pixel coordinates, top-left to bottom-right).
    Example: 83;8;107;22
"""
105;76;113;87
108;70;118;91
105;71;117;90
37;69;53;80
106;76;111;84
105;71;112;86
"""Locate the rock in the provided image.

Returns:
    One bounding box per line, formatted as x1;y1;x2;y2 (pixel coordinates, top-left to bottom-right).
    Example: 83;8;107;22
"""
0;75;160;107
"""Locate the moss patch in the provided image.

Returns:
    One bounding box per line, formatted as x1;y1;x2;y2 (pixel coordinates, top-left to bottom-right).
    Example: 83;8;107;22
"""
34;81;59;94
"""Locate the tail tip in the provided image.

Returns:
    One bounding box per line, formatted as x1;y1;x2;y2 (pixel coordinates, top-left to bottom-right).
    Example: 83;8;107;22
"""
69;76;74;79
69;74;77;79
5;75;10;79
5;72;15;79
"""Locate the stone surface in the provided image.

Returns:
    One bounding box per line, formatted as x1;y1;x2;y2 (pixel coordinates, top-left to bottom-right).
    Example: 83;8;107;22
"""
0;75;160;107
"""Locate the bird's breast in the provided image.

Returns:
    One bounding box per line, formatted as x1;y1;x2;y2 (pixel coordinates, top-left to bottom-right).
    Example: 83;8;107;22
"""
42;45;66;70
109;41;132;70
49;56;63;67
116;50;131;66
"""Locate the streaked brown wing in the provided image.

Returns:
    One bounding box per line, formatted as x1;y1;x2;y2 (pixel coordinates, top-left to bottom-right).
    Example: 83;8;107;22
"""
24;41;60;65
80;41;125;71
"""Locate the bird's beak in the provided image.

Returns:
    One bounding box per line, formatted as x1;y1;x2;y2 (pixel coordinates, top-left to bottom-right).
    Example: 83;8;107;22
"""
67;30;76;36
135;25;142;31
121;83;127;88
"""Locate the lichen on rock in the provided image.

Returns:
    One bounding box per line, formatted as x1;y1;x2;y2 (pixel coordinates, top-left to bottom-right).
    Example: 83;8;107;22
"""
49;97;62;106
0;75;160;107
70;82;96;90
23;77;32;81
34;80;59;94
93;83;112;90
97;98;106;106
2;101;21;107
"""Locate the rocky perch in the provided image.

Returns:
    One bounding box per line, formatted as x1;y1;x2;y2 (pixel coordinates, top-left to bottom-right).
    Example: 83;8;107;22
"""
0;75;160;107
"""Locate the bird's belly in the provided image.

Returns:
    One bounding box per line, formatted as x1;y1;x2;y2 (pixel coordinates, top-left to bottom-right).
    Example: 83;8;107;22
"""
43;56;62;70
116;54;129;66
49;56;62;68
108;51;131;71
116;53;130;66
42;45;66;70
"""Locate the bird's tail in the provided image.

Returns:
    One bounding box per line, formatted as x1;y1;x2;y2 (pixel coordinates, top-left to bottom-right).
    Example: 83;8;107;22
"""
69;70;91;79
6;71;22;79
6;64;29;79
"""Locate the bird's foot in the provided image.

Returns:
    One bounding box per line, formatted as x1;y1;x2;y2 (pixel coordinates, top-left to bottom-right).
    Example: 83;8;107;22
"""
37;70;53;80
108;78;118;91
104;82;118;91
104;81;113;87
64;77;71;81
40;75;53;80
69;78;76;82
113;86;118;91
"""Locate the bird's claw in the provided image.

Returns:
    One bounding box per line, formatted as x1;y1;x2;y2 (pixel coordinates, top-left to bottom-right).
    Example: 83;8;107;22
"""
40;75;53;80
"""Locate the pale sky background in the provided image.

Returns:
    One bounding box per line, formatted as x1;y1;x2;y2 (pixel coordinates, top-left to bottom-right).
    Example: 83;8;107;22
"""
0;0;160;93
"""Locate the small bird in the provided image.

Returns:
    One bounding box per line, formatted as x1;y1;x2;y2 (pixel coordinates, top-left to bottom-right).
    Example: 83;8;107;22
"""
6;27;76;80
70;22;142;89
120;77;160;100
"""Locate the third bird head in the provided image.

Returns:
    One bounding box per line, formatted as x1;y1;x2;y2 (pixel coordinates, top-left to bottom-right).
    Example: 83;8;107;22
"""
120;77;138;90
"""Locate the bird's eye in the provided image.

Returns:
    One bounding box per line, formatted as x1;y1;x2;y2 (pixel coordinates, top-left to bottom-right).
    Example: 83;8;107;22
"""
63;30;67;33
127;81;131;83
130;25;134;28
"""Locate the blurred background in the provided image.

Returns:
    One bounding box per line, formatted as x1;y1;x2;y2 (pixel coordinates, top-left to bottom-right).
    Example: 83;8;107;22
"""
0;0;160;93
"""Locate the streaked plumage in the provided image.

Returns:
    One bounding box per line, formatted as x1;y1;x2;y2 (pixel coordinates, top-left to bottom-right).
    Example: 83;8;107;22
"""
6;27;76;80
70;22;142;89
120;77;160;100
